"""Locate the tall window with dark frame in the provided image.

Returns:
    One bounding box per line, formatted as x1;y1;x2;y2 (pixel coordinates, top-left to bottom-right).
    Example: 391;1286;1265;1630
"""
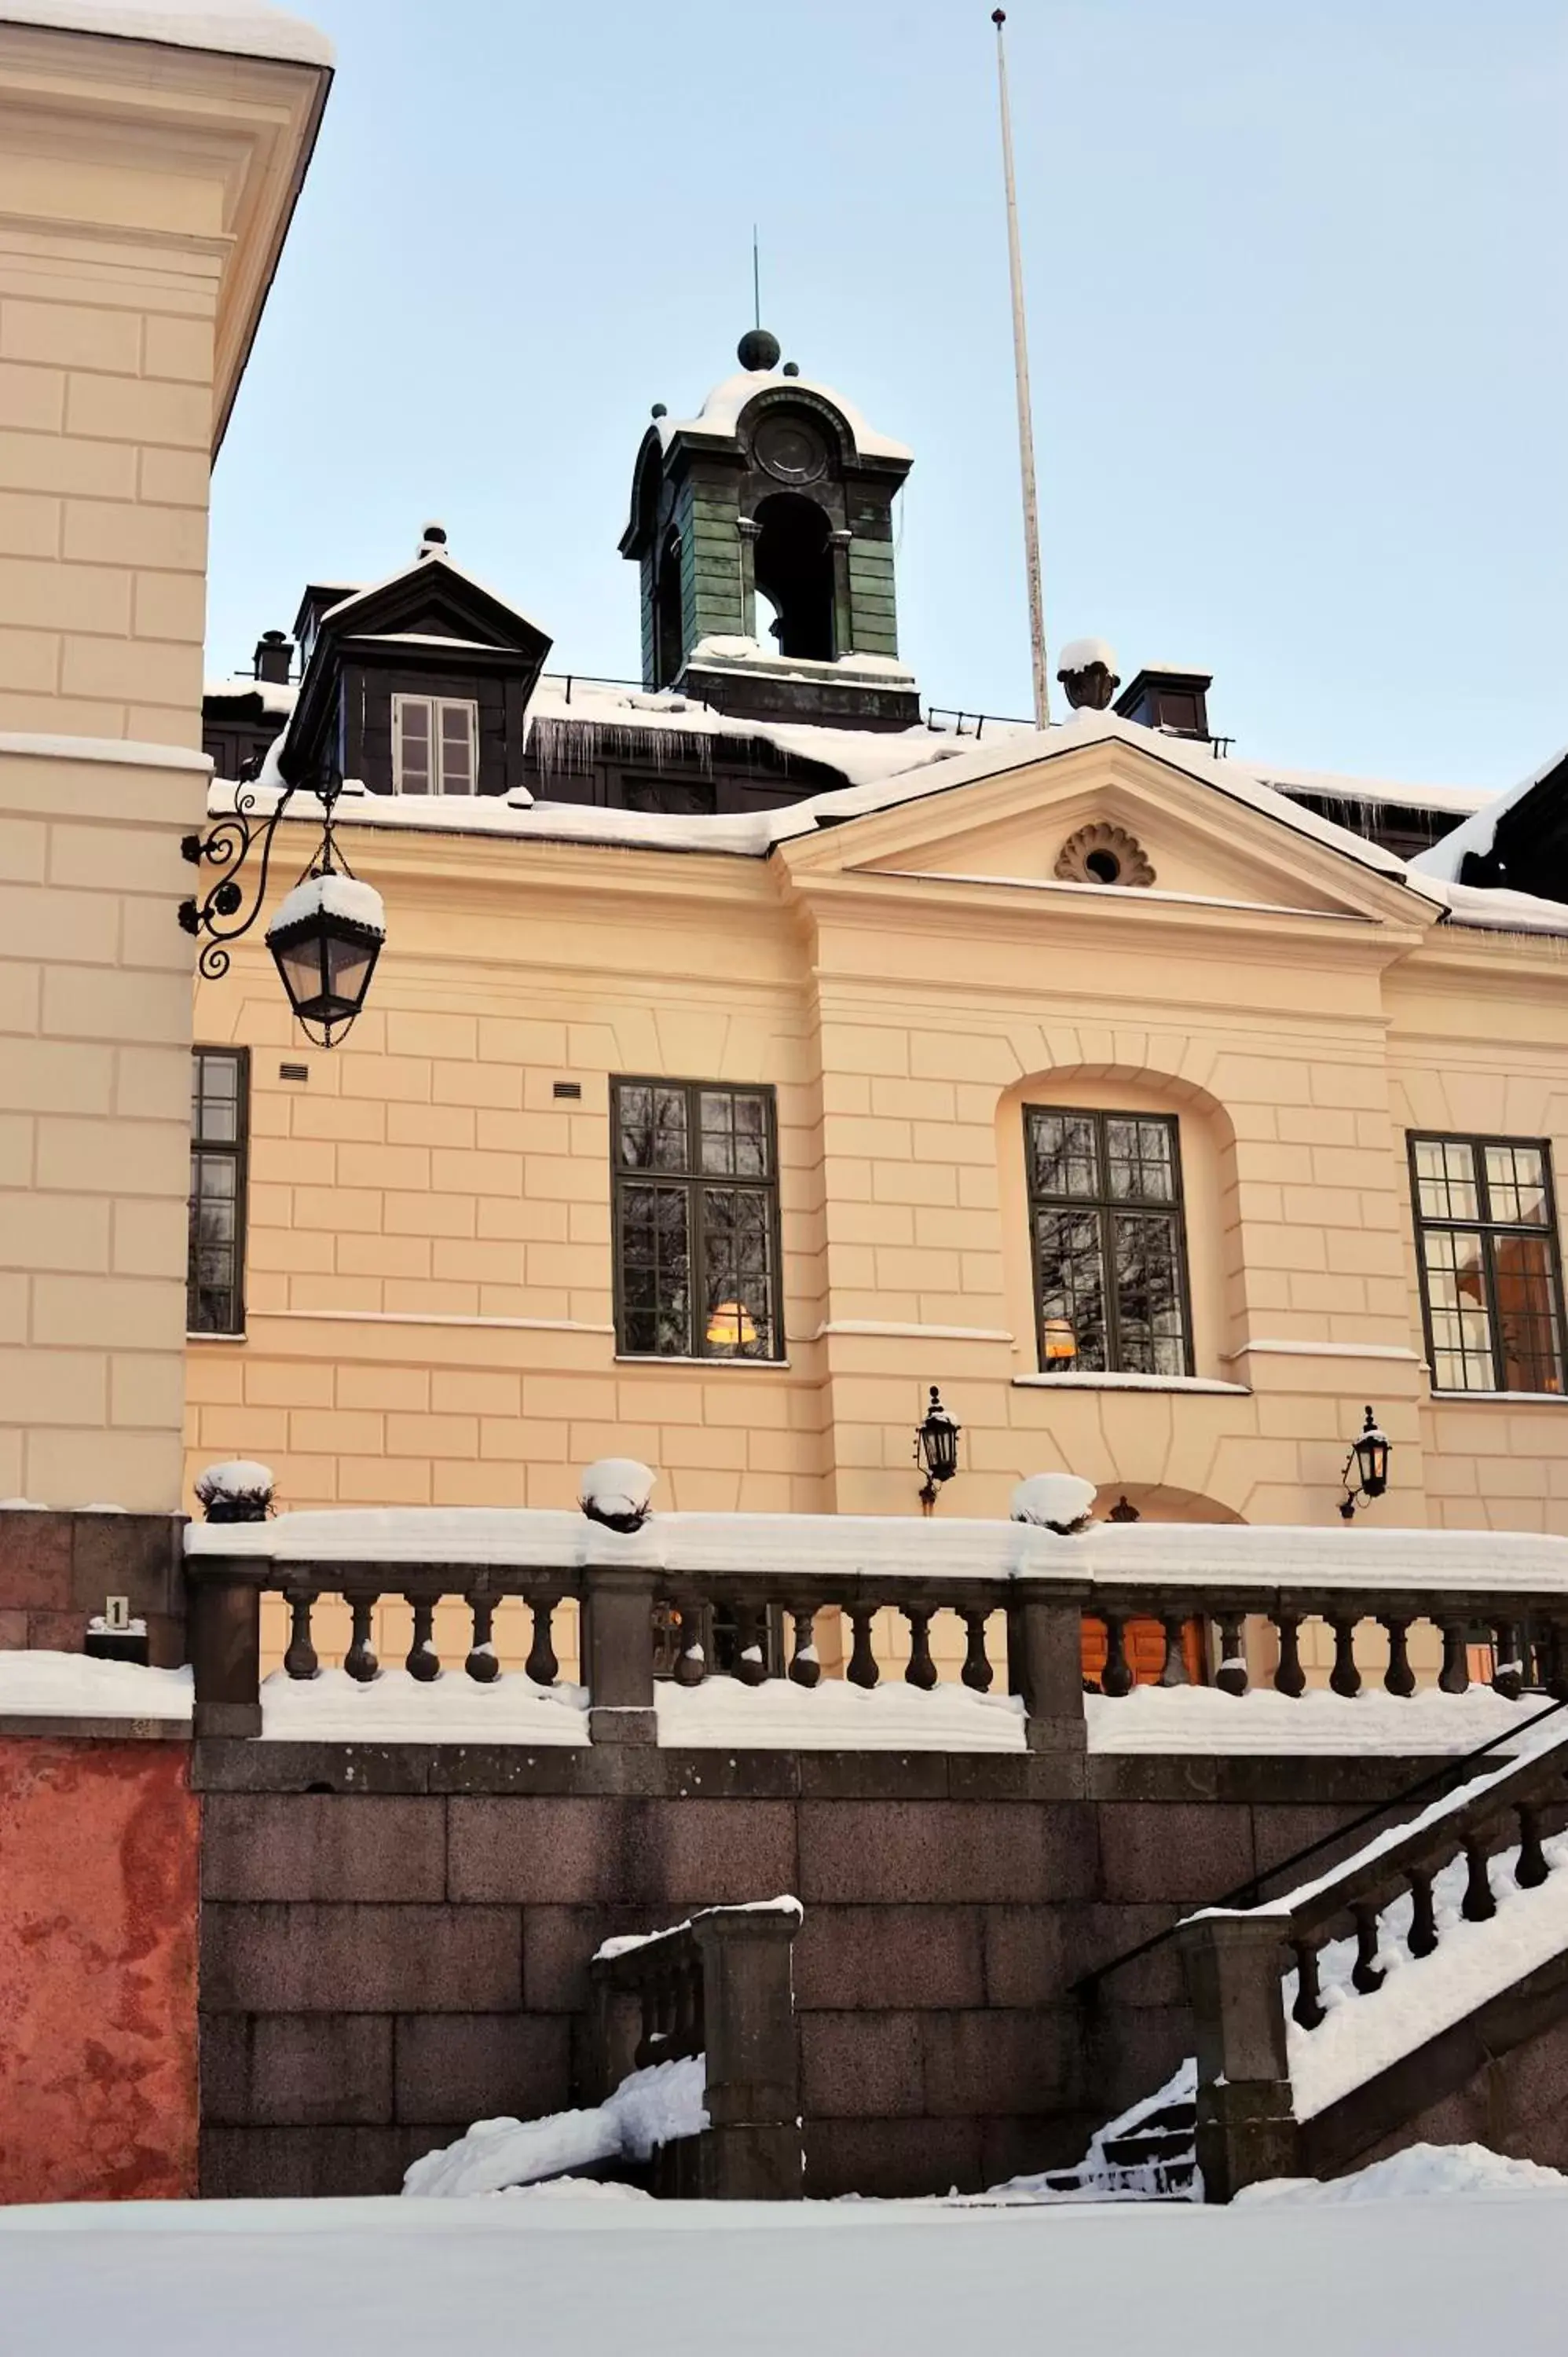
188;1049;249;1336
1410;1135;1566;1395
613;1080;782;1360
1024;1108;1192;1376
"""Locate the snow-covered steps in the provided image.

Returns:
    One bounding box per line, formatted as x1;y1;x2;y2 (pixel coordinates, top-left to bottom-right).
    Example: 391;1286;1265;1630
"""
988;2066;1199;2205
1180;1725;1568;2197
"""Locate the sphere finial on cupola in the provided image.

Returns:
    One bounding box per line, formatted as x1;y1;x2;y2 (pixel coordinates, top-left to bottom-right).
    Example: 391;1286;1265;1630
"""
736;326;781;372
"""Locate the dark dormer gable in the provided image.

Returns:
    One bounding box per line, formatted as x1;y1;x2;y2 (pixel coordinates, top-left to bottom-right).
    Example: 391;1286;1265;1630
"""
1458;750;1568;905
280;539;553;800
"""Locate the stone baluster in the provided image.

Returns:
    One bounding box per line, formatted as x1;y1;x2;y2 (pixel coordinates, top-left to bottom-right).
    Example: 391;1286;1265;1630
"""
1438;1619;1470;1694
406;1597;440;1683
1289;1936;1325;2029
283;1588;318;1681
903;1604;937;1691
1492;1621;1524;1701
1515;1803;1549;1890
1177;1912;1299;2201
1159;1613;1189;1687
846;1604;879;1690
961;1608;993;1692
1406;1863;1438;1958
1100;1615;1133;1699
1215;1612;1248;1697
673;1602;705;1688
1350;1900;1386;1994
1273;1613;1306;1699
344;1594;379;1684
787;1607;820;1688
526;1599;559;1688
1381;1617;1415;1699
466;1593;500;1684
582;1563;658;1745
1007;1591;1090;1756
1460;1831;1497;1923
1328;1615;1361;1699
733;1600;768;1688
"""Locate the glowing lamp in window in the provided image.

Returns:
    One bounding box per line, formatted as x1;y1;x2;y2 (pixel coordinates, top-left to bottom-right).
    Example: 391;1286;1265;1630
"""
1042;1317;1078;1364
705;1296;759;1351
266;869;385;1048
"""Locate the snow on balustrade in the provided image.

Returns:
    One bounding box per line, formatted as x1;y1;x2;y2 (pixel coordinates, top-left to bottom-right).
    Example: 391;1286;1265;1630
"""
183;1502;1568;1749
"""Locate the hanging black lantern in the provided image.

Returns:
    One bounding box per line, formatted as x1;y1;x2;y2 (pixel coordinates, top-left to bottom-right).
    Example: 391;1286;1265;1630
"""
266;867;385;1047
914;1386;961;1512
1339;1405;1391;1519
181;765;386;1048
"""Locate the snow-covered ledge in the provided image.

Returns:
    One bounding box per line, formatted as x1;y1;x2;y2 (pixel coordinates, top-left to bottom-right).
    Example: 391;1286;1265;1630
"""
184;1506;1568;1594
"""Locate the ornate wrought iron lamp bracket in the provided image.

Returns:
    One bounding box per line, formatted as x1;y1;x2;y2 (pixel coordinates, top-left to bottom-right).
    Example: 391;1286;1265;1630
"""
179;774;323;984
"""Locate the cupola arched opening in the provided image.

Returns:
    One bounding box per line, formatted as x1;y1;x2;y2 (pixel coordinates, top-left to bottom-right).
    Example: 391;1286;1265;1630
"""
655;528;684;689
752;493;834;662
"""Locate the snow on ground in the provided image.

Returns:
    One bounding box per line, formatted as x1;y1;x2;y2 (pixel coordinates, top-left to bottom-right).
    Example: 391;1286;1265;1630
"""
1284;1827;1568;2121
0;1651;191;1720
403;2057;707;2199
1240;2143;1568;2203
258;1666;588;1744
5;2181;1568;2357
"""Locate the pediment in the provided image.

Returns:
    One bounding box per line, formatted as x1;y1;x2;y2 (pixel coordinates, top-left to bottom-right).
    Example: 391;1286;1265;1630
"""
781;733;1439;930
325;557;552;662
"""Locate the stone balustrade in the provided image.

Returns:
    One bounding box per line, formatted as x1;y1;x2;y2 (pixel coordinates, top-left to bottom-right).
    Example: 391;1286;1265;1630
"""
1178;1732;1568;2198
588;1900;804;2198
183;1509;1568;1746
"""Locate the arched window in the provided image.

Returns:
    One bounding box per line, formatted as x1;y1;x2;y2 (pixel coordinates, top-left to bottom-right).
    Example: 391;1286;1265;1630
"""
752;493;834;662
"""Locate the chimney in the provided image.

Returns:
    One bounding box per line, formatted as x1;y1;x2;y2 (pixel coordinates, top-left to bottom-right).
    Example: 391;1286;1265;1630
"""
252;628;293;684
1114;665;1212;742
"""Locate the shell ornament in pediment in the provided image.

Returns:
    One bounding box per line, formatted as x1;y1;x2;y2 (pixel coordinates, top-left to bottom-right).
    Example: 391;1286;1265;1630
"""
1053;822;1156;889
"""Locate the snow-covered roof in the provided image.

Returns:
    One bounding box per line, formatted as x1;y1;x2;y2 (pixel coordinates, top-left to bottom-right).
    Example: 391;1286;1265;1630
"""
1408;741;1568;883
0;0;333;65
657;365;911;464
316;547;549;646
1256;764;1495;819
204;673;297;717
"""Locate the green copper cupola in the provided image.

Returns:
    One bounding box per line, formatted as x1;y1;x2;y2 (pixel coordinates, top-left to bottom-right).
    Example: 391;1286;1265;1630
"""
620;332;918;729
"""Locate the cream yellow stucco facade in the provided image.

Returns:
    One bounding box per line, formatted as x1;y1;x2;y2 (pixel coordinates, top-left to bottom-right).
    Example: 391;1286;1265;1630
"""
183;727;1568;1544
0;9;328;1508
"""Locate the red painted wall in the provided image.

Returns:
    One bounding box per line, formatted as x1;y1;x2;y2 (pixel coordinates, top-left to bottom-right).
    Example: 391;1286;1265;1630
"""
0;1739;198;2202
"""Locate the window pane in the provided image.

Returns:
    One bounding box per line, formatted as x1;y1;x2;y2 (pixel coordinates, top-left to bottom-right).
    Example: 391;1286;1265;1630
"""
1105;1116;1177;1204
1035;1209;1106;1372
1028;1112;1100;1200
699;1088;771;1179
620;1182;691;1355
1413;1136;1478;1222
397;698;431;794
618;1084;689;1173
1112;1212;1188;1376
1494;1233;1565;1393
701;1186;776;1358
1423;1227;1494;1390
438;701;475;794
1485;1144;1549;1228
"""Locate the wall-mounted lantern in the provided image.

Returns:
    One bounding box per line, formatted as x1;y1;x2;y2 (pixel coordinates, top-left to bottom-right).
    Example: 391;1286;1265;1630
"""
1339;1406;1390;1520
914;1386;961;1514
180;768;384;1047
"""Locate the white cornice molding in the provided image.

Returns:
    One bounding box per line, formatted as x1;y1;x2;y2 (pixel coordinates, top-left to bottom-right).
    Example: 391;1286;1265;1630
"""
0;728;211;769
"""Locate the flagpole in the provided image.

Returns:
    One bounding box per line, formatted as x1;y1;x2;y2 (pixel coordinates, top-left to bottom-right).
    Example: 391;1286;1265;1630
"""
991;9;1051;728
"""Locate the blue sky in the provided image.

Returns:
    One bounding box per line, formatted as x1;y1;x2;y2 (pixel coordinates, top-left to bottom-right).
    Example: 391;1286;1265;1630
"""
210;0;1567;790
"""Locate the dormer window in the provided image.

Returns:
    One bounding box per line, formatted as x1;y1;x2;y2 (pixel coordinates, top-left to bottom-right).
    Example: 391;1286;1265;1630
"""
393;694;477;795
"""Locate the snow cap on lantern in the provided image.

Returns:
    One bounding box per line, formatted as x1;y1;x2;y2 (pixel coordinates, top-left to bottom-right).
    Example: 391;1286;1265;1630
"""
580;1457;657;1534
1009;1472;1097;1534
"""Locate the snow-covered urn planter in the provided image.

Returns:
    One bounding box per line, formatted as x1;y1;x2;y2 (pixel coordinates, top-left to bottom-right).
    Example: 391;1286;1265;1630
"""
581;1458;656;1534
194;1459;276;1524
1010;1472;1097;1535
